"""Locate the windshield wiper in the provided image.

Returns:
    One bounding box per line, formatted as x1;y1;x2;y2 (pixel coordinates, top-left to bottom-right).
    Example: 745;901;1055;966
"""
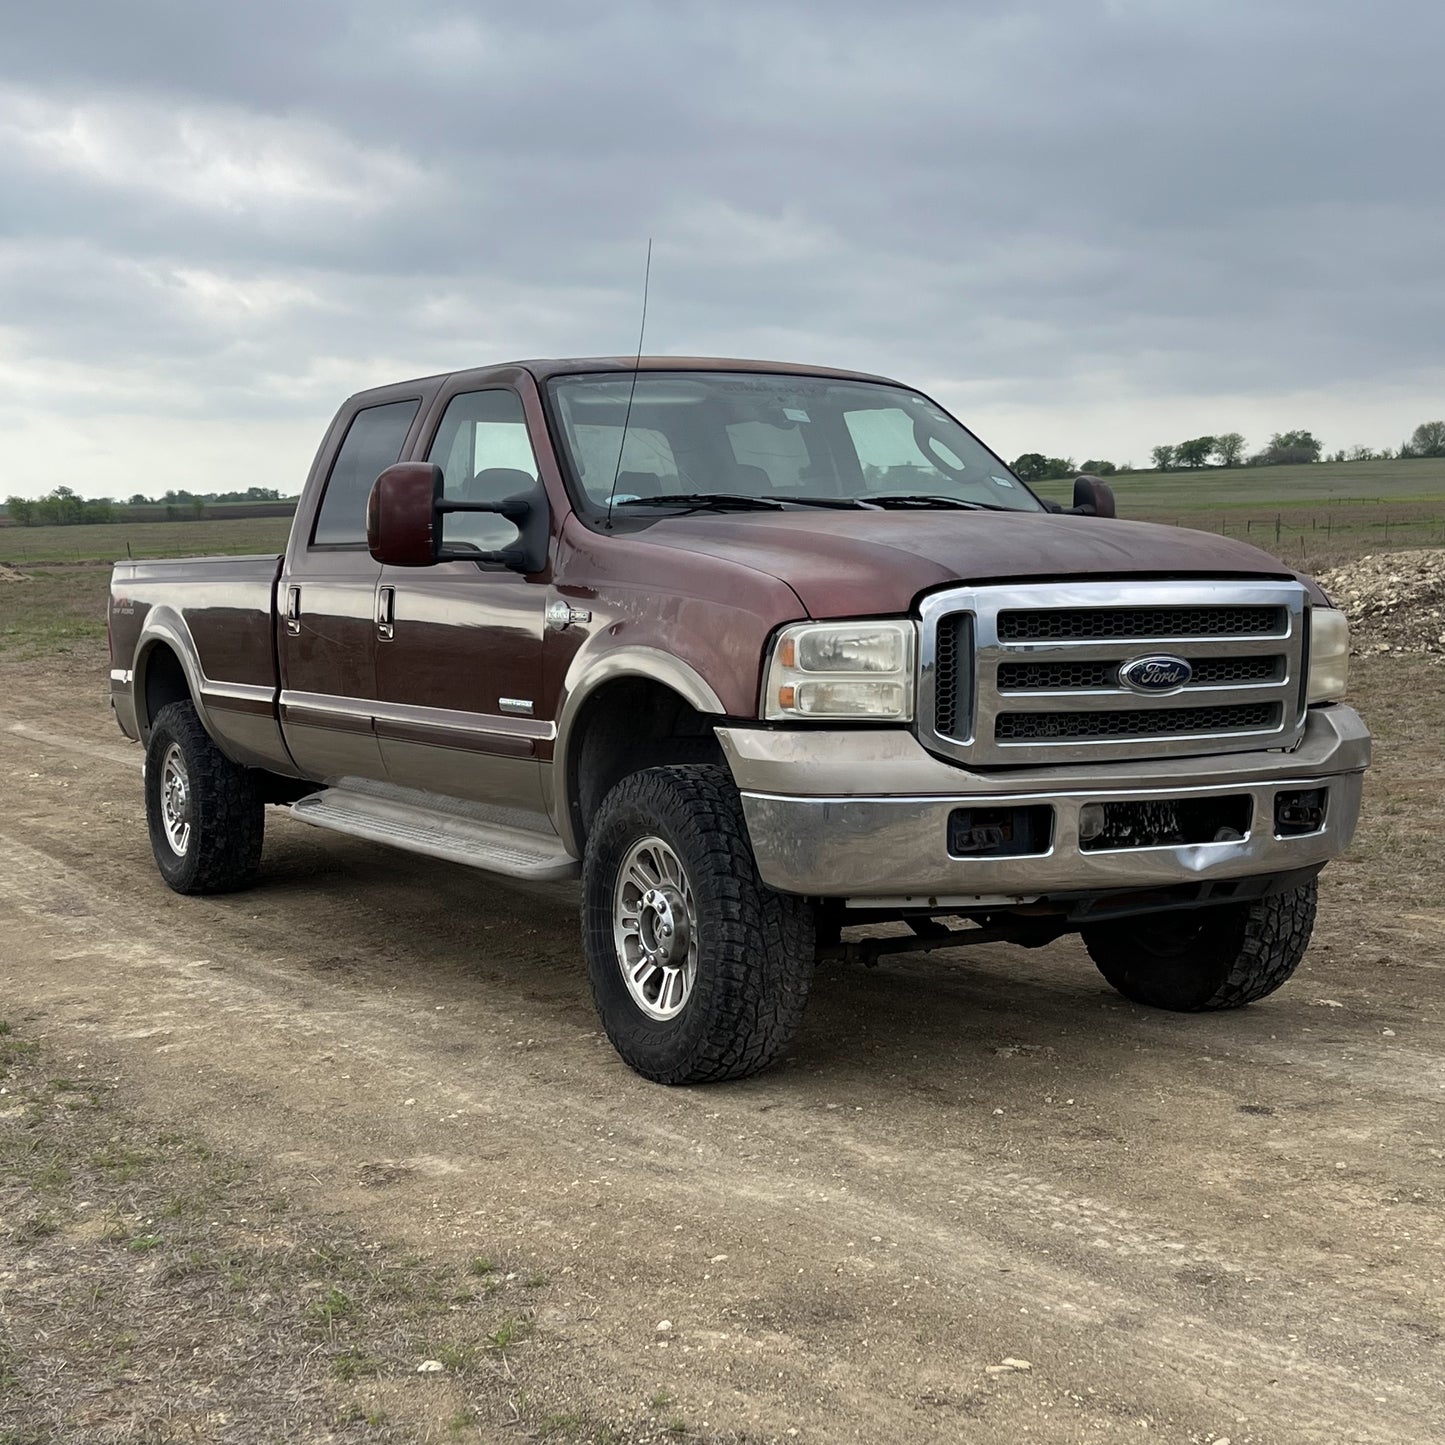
776;495;877;509
859;493;1007;512
614;492;786;513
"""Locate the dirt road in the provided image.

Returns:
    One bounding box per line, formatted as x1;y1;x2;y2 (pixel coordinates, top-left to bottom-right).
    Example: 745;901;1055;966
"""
3;641;1443;1443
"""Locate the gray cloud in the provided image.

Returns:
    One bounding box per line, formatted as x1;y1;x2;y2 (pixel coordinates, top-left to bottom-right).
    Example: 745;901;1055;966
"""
2;0;1443;496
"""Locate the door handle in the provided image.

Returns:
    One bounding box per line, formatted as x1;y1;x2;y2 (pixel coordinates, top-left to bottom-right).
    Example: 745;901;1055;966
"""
284;586;301;636
376;585;395;642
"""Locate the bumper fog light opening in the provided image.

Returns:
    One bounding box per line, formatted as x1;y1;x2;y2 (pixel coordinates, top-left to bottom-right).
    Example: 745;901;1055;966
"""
1275;787;1328;838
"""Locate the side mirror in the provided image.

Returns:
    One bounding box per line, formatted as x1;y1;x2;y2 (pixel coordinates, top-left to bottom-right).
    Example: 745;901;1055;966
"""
366;463;549;573
366;463;441;567
1072;474;1116;518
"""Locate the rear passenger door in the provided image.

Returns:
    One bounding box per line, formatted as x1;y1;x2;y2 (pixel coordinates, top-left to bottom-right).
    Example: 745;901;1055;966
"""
277;397;421;783
372;387;551;814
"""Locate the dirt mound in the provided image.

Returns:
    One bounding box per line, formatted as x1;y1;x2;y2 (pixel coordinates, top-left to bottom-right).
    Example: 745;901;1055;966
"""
1316;548;1445;657
0;562;30;582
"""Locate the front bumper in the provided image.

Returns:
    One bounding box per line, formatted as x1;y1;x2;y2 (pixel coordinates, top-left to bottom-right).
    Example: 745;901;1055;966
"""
717;705;1370;903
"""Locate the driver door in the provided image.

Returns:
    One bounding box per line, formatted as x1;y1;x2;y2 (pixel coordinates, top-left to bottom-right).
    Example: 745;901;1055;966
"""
373;387;551;813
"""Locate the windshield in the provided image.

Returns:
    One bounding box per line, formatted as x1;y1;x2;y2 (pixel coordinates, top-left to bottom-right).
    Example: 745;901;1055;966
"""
546;371;1042;515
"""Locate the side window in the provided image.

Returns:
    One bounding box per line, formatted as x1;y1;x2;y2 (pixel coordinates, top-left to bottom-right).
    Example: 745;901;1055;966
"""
427;390;539;553
844;405;964;493
312;399;420;546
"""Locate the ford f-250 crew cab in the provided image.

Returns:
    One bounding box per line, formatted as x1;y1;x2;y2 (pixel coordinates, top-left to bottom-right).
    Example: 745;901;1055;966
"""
109;357;1369;1084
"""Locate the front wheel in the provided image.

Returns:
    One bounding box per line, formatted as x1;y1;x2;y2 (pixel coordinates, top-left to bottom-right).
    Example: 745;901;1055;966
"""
582;765;814;1085
145;701;265;894
1082;879;1318;1012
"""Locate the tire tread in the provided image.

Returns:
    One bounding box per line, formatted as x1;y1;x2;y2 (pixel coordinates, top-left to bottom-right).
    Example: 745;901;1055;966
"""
146;701;264;895
582;765;813;1084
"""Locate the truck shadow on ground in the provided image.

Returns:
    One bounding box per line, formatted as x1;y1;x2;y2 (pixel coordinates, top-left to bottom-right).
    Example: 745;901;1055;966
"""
238;816;1310;1115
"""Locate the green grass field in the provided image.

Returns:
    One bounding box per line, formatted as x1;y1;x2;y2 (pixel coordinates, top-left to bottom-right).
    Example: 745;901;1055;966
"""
0;516;294;565
1032;457;1445;569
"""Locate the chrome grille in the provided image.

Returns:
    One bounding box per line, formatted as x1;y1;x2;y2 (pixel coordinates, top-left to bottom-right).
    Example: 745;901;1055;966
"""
998;605;1285;641
919;581;1309;766
997;654;1284;692
996;701;1282;742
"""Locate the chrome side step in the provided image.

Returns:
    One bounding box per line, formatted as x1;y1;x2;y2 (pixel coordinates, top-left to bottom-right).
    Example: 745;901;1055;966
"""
290;786;579;881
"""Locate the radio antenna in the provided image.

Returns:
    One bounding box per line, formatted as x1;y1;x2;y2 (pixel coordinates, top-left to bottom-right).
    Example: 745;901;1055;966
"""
605;238;652;529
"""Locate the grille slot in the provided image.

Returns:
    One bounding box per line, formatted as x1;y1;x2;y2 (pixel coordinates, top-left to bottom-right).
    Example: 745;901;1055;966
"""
996;702;1281;742
997;605;1285;641
933;614;968;738
997;654;1284;692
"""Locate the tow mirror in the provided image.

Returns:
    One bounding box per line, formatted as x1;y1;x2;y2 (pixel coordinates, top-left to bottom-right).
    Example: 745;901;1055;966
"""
366;462;549;573
1071;474;1116;518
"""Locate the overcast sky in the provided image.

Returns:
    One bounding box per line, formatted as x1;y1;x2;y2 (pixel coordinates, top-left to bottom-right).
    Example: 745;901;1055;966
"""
3;0;1442;499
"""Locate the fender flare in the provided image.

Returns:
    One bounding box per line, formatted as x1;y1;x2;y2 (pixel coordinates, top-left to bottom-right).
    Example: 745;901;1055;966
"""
549;648;727;857
130;608;221;747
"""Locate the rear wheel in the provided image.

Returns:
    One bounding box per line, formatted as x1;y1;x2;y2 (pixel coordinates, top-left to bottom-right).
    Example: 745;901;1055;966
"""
145;701;264;894
1082;879;1317;1011
582;765;814;1084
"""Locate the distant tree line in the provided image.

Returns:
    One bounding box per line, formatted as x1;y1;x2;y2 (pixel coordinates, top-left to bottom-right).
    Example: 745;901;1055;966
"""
4;486;290;527
1013;419;1444;478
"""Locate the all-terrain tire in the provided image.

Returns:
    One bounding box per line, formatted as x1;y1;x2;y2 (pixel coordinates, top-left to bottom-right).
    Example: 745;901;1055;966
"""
145;701;265;895
582;765;815;1085
1082;879;1318;1012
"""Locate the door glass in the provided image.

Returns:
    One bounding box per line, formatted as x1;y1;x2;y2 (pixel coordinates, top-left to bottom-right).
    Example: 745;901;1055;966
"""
427;391;539;553
312;399;420;545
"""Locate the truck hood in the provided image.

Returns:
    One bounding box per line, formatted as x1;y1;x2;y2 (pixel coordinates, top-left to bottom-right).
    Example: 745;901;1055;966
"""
630;508;1305;618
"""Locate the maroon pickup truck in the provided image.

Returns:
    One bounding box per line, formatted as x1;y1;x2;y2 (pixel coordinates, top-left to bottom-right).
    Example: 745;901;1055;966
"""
109;357;1369;1083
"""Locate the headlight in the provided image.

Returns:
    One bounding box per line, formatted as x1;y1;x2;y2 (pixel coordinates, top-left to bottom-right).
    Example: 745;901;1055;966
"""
1307;607;1350;703
764;620;917;721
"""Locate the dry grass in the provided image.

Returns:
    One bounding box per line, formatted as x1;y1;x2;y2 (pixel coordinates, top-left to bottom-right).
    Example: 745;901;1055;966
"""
0;1023;635;1444
1331;655;1445;914
0;565;112;660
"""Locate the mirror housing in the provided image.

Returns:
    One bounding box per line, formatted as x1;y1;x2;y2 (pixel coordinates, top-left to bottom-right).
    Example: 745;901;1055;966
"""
366;462;549;573
1071;474;1116;518
366;463;440;567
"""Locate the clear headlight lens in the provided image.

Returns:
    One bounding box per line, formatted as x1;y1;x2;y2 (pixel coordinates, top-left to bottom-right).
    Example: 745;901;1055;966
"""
764;621;917;721
1308;607;1350;703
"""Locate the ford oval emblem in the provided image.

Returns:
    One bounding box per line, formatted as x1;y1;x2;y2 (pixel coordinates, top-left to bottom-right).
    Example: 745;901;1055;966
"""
1118;655;1193;694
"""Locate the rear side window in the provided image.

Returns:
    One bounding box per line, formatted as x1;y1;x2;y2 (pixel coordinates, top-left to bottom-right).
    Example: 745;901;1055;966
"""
312;399;420;546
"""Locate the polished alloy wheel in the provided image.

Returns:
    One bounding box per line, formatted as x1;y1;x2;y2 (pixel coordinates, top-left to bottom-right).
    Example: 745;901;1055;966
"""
613;835;698;1020
160;742;193;856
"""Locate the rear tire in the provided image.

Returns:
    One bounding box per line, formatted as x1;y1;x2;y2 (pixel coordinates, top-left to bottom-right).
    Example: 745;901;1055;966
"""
145;701;264;895
582;765;814;1084
1082;879;1317;1011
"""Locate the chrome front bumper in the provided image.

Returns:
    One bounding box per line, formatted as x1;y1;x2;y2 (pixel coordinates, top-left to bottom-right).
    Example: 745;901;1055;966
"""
717;706;1369;904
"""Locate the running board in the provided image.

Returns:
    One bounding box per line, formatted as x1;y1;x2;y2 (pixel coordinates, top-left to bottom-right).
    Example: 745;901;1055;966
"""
290;787;579;881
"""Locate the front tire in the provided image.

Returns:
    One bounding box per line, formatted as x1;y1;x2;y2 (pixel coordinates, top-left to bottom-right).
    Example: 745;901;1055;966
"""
1082;879;1318;1011
582;766;814;1085
145;701;264;895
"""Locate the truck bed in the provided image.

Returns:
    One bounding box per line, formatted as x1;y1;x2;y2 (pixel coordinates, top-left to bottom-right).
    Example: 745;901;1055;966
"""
109;553;291;772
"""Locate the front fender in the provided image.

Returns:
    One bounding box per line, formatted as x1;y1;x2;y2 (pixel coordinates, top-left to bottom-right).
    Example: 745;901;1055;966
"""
548;646;727;857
